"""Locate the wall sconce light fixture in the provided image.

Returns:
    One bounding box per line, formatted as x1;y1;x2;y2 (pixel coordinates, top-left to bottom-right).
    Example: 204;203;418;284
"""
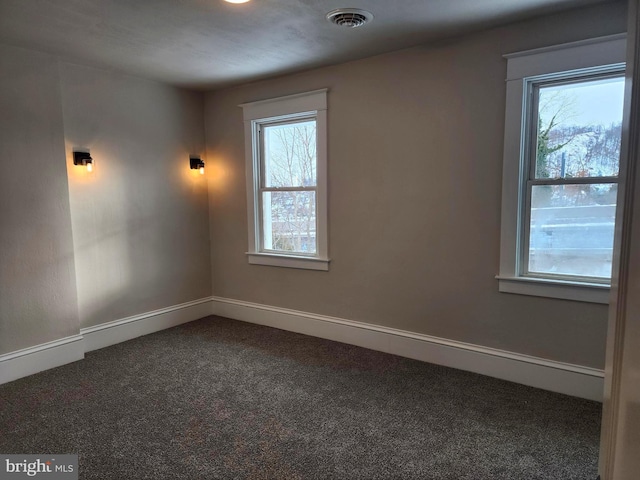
190;156;205;175
73;151;94;172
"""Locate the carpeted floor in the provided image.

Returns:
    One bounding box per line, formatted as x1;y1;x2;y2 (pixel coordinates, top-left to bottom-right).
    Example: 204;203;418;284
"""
0;316;601;479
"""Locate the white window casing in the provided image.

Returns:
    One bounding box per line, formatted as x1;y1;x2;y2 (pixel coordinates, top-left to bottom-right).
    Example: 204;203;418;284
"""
240;89;329;271
497;35;626;304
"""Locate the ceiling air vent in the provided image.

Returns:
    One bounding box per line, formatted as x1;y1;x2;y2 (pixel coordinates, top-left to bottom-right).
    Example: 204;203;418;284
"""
326;8;373;28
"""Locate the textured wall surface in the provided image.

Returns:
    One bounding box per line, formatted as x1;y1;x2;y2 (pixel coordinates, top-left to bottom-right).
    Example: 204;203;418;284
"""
0;46;211;353
60;63;211;329
0;1;628;367
204;1;627;369
0;45;80;354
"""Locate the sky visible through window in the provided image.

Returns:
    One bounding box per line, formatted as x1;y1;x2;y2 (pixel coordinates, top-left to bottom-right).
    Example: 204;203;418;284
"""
540;77;624;125
529;74;624;279
536;76;624;179
261;120;318;254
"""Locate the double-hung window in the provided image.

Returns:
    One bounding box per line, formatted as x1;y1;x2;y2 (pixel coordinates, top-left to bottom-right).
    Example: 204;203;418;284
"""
240;89;329;270
498;35;626;303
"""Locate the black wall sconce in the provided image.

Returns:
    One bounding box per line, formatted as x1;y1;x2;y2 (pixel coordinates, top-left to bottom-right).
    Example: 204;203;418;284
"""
73;151;94;172
190;156;205;175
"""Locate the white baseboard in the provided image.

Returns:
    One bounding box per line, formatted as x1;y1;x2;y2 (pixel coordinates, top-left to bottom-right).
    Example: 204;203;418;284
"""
81;297;214;352
0;297;214;385
211;296;605;402
0;335;84;385
1;295;605;401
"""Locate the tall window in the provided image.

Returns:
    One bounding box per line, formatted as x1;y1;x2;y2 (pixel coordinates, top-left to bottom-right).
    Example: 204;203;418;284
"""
241;90;329;271
498;35;626;303
526;72;624;279
260;117;317;254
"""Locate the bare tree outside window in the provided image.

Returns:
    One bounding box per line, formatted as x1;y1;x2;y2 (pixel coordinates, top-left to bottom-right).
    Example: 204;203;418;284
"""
261;120;317;254
528;75;624;279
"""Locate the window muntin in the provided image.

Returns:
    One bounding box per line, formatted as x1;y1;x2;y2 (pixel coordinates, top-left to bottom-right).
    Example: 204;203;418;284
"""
521;70;624;283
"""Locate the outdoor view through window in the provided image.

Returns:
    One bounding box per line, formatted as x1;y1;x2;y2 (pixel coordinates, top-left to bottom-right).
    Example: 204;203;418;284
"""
261;119;317;255
527;74;624;280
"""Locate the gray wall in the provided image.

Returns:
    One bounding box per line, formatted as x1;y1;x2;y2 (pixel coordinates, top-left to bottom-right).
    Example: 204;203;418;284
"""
204;1;627;369
0;44;211;354
0;45;80;354
60;63;211;329
0;1;626;367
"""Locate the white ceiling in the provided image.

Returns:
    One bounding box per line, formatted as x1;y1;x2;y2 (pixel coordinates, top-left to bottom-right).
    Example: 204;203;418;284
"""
0;0;613;90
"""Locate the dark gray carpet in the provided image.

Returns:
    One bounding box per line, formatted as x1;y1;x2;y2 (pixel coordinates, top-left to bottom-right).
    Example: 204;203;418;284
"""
0;316;601;479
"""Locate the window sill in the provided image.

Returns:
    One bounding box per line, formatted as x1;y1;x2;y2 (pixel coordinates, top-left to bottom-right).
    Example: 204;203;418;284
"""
496;275;610;304
247;252;330;271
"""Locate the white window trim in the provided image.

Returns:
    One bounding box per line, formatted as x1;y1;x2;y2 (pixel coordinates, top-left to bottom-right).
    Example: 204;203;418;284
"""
240;89;329;271
498;34;626;304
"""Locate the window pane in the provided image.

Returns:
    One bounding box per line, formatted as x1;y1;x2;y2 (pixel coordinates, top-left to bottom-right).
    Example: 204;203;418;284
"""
263;120;316;188
535;76;624;179
528;184;617;279
262;191;317;254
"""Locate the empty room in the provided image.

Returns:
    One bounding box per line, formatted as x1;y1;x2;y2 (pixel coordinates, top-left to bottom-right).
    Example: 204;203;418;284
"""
1;0;639;478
